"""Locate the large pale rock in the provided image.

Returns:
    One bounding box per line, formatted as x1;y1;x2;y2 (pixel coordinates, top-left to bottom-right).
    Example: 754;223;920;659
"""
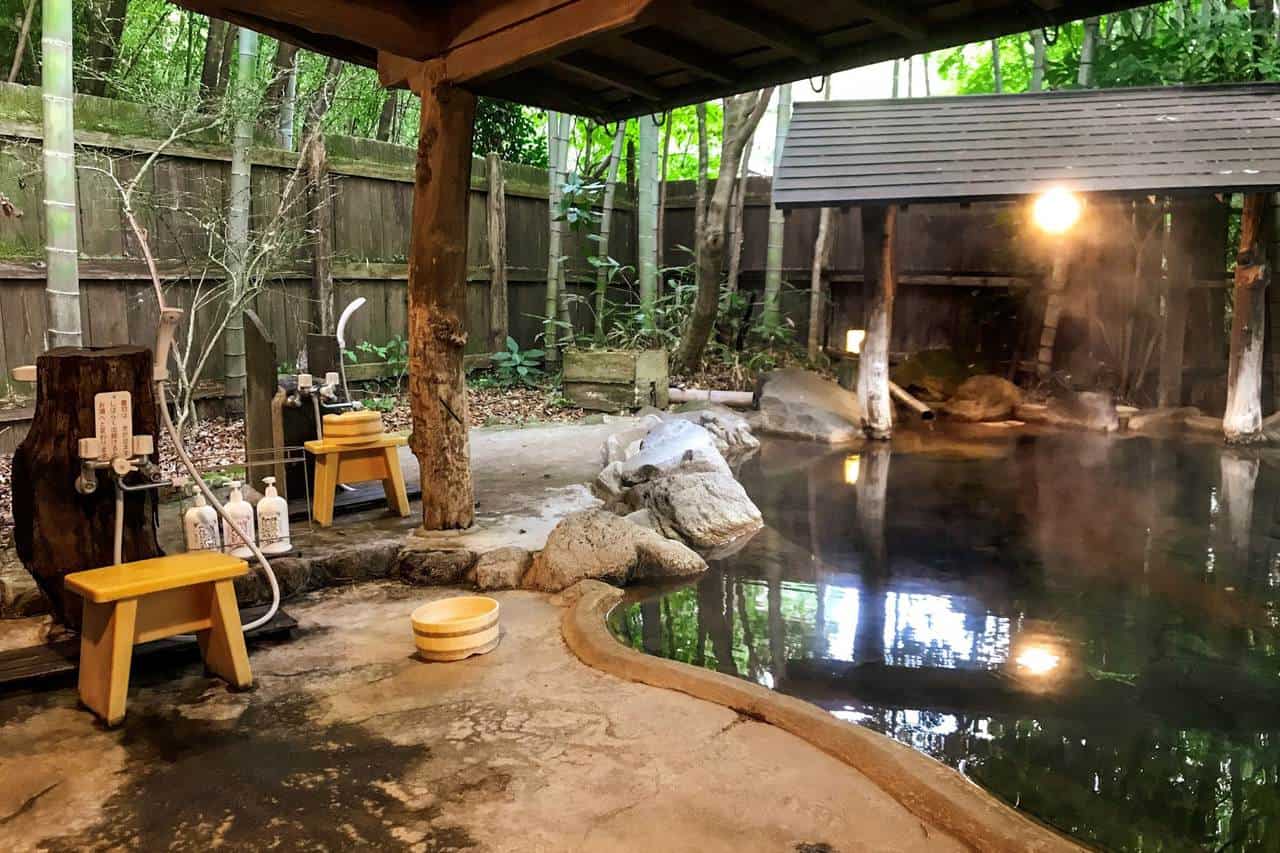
942;375;1022;422
1046;391;1120;432
473;546;533;591
600;414;663;466
625;463;764;550
753;368;863;444
617;418;729;485
669;403;760;457
522;509;706;592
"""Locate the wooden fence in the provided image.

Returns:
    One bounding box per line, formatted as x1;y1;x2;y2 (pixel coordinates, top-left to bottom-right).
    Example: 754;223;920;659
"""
0;83;1242;450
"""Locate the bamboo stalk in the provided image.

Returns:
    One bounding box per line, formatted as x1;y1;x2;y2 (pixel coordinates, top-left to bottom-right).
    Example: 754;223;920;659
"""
594;122;625;345
222;26;258;401
42;0;82;348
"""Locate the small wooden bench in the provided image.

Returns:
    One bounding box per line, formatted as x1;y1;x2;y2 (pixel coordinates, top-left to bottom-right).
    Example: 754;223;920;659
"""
305;433;410;527
65;552;253;726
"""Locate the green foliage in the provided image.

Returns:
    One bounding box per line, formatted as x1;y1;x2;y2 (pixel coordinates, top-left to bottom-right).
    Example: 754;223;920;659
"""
360;395;397;413
490;336;546;388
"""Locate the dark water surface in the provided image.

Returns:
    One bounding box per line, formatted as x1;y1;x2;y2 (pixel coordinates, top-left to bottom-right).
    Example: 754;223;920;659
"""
609;429;1280;852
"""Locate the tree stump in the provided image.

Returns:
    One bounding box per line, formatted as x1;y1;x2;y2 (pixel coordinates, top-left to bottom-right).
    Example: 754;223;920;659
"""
12;346;163;628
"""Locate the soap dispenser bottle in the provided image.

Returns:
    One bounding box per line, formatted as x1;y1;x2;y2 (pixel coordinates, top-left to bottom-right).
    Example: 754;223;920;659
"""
256;476;292;555
222;480;256;559
183;491;220;552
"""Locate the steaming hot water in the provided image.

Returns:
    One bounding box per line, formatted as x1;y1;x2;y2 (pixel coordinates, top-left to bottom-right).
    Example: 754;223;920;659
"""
611;429;1280;852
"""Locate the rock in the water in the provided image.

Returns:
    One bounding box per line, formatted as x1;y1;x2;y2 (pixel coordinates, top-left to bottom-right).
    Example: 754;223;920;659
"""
753;368;863;444
625;463;764;549
393;544;478;586
617;418;729;485
600;414;663;465
473;546;533;591
1046;391;1119;432
522;509;706;592
942;375;1022;422
668;404;760;457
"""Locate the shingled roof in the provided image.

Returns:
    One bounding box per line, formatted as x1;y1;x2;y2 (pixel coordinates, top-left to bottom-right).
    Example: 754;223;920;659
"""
773;83;1280;207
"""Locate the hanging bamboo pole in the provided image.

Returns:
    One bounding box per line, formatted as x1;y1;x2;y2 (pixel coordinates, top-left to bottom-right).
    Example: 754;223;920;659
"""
594;122;626;344
762;83;792;330
42;0;81;348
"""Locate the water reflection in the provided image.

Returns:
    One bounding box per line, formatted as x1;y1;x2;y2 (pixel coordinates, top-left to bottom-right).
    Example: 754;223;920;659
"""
611;430;1280;852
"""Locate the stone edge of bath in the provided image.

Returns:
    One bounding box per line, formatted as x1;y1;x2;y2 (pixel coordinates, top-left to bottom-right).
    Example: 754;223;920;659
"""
560;580;1088;853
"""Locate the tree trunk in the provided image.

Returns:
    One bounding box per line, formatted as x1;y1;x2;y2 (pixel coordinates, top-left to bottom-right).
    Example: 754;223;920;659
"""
808;208;834;360
1030;30;1046;91
7;0;37;84
1036;248;1069;378
694;103;708;269
81;0;129;96
674;88;773;371
656;113;673;274
637;113;660;325
307;137;335;335
762;84;792;331
1078;17;1101;88
13;347;163;628
199;18;228;100
544;111;569;361
43;0;82;349
1224;193;1271;444
376;90;399;141
595;122;626;344
486;152;508;352
406;60;477;530
726;120;755;296
922;53;932;96
222;27;259;406
858;205;897;439
891;58;900;97
991;39;1003;92
1158;201;1199;407
260;42;301;148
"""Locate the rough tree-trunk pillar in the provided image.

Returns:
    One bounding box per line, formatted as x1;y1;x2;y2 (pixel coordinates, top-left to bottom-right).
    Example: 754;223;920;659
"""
1158;200;1198;407
407;61;476;530
1224;193;1271;444
486;152;508;353
857;205;897;439
1037;248;1069;379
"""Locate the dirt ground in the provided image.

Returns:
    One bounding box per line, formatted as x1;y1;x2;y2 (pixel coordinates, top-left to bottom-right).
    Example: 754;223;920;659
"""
0;583;963;853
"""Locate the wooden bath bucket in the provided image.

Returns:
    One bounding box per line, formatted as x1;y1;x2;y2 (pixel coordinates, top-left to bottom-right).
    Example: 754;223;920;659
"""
411;596;501;661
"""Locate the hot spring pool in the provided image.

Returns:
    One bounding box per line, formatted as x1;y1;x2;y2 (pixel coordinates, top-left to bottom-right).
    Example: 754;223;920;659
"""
609;429;1280;852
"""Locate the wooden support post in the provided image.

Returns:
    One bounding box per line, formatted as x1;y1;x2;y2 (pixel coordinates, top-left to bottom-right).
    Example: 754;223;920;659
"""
307;134;336;335
406;61;477;530
1224;193;1272;444
1037;247;1068;379
1158;201;1199;407
857;205;897;440
486;152;509;353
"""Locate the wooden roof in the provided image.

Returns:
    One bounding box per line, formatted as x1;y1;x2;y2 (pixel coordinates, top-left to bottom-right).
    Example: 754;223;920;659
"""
173;0;1150;120
774;82;1280;207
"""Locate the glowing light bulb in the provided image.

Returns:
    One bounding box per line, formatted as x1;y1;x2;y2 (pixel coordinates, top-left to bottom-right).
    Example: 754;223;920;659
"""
843;454;861;485
1014;644;1061;676
846;329;866;354
1032;187;1083;235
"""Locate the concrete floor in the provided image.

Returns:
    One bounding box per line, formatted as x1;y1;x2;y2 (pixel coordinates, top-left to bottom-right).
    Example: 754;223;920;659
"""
0;582;963;852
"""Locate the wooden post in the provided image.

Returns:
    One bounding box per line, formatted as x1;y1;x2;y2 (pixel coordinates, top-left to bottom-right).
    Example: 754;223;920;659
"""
857;205;897;440
11;346;163;627
406;61;477;530
1037;247;1069;379
1158;200;1199;407
1224;193;1271;444
307;134;336;335
486;152;508;353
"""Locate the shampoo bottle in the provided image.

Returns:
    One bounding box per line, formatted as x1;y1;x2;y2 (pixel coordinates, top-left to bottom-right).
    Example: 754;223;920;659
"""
183;491;220;552
256;476;292;555
222;481;256;559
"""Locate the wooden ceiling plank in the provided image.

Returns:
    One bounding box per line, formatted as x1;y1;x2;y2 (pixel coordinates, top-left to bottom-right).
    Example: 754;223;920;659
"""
846;0;926;41
553;54;665;101
623;29;733;84
690;0;822;65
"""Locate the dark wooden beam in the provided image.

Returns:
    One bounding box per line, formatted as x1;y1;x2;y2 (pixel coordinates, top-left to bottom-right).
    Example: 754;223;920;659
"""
846;0;926;41
623;29;733;84
690;0;822;64
553;53;664;101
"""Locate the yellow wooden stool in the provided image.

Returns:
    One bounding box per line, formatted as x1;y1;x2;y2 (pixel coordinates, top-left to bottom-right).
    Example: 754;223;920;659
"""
304;433;410;527
65;552;253;726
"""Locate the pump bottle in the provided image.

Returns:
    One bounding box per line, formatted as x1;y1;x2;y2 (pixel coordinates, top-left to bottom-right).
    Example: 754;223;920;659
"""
256;476;292;555
183;491;220;552
221;481;256;559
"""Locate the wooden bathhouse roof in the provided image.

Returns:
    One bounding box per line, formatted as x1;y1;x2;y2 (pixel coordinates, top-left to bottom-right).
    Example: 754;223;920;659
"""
173;0;1149;120
773;82;1280;207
